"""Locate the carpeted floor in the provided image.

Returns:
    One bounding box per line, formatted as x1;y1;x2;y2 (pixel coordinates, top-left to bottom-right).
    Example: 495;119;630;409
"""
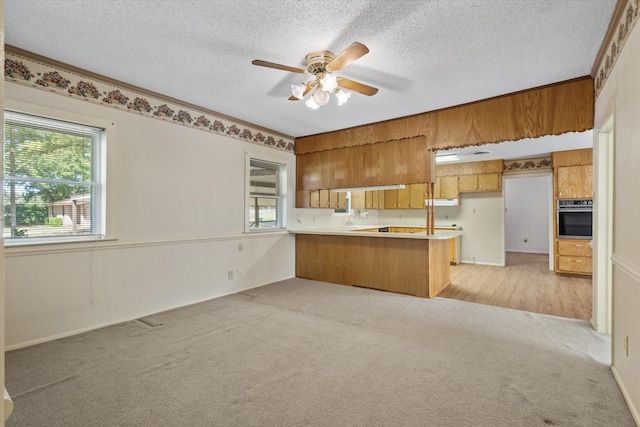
5;278;635;426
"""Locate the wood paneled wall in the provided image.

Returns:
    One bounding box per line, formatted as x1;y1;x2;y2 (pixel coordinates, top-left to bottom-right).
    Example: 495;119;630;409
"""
295;76;593;154
296;136;433;191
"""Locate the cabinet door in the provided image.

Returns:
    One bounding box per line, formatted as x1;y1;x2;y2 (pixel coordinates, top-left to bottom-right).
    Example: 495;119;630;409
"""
408;183;426;208
365;191;374;209
351;191;366;210
309;190;320;208
478;173;501;191
556;165;593;199
371;190;379;209
378;190;385;209
318;189;331;208
329;191;346;209
458;175;478;192
397;186;411;209
439;176;458;198
384;189;398;209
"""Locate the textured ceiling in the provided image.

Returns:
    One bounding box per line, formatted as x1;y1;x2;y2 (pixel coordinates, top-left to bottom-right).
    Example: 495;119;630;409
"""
4;0;616;146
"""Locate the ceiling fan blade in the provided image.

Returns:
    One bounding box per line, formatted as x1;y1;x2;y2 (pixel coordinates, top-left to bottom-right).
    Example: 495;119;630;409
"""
288;81;316;100
337;77;378;96
251;60;306;74
327;42;369;71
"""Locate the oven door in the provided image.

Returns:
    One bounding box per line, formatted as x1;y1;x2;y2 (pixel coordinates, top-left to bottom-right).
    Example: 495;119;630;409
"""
557;208;592;239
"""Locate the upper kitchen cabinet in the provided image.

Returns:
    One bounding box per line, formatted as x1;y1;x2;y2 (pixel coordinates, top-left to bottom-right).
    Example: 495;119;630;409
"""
438;159;503;194
433;176;458;199
555;165;593;199
552;148;593;199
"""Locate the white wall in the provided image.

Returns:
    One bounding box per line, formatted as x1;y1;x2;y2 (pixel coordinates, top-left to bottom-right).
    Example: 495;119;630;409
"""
504;175;551;254
4;83;296;349
378;191;505;266
594;17;640;424
1;3;7;422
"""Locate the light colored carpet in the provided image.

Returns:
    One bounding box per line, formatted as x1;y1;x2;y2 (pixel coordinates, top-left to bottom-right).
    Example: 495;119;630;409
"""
5;278;635;426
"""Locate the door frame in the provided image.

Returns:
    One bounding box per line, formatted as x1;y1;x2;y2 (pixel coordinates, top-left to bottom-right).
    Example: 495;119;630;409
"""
592;114;614;334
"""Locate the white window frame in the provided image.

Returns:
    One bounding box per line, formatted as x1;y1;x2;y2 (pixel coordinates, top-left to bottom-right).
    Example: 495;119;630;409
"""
244;151;287;233
3;107;109;246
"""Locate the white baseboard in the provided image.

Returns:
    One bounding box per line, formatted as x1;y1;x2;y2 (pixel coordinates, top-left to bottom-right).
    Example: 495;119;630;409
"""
505;249;550;254
460;260;505;267
612;366;640;426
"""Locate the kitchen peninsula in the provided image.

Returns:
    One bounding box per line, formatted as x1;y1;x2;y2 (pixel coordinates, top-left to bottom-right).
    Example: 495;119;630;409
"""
290;227;462;298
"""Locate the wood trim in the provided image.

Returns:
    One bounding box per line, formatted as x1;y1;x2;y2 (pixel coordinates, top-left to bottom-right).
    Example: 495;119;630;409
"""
295;76;593;154
5;45;293;141
591;0;628;78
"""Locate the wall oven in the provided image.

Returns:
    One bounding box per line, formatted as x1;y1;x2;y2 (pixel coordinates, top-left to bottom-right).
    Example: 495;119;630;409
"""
557;198;593;240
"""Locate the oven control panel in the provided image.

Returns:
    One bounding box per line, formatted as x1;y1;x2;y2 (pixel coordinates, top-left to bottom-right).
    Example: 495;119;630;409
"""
558;199;593;208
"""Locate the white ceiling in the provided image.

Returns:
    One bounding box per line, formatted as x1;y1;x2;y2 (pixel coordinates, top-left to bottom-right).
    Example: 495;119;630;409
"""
4;0;615;151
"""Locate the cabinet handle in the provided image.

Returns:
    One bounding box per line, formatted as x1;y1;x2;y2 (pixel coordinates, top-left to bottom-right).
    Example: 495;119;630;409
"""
574;260;582;263
574;244;583;247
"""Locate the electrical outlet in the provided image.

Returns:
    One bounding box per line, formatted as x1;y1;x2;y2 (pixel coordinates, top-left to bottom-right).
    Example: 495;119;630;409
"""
524;237;528;243
228;270;234;280
238;242;243;251
237;269;243;277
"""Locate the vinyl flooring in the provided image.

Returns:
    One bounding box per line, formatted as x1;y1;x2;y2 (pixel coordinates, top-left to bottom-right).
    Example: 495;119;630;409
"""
437;252;592;320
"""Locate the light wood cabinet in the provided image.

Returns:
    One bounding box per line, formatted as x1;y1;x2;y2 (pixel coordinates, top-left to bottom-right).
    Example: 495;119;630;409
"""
408;183;427;208
309;190;320;208
477;173;501;191
318;189;330;208
556;239;592;275
458;174;478;192
458;173;501;192
556;165;593;199
434;176;458;199
329;191;346;210
384;188;399;209
386;184;426;209
351;191;366;210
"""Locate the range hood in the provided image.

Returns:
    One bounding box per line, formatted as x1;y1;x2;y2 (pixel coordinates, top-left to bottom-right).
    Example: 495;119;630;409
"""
430;198;459;207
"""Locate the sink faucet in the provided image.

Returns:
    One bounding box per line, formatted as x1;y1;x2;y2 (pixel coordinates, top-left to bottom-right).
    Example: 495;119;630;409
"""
345;215;355;226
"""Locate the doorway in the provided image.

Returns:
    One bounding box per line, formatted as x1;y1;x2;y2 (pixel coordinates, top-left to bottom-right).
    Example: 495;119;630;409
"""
504;173;553;268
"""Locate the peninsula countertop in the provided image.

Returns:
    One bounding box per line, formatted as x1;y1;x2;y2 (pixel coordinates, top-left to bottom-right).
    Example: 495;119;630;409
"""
288;226;462;240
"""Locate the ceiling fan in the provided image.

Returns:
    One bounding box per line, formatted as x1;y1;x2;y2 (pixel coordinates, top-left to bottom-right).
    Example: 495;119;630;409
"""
252;42;378;109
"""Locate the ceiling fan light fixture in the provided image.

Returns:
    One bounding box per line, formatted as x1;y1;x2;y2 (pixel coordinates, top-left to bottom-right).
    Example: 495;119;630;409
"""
312;87;330;106
320;74;338;92
291;83;306;99
305;97;320;109
336;89;351;105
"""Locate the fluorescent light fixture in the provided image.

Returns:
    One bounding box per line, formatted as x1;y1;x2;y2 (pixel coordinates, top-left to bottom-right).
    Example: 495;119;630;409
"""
435;154;459;164
332;184;406;193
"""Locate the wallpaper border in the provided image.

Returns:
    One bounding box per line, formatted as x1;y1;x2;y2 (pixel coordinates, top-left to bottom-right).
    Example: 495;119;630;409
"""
594;0;640;97
4;50;295;153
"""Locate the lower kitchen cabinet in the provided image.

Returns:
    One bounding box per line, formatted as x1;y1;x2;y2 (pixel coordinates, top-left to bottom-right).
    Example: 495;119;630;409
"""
556;239;592;275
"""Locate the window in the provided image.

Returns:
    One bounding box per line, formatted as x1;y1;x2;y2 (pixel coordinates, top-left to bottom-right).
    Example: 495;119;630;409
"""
246;154;286;231
3;111;105;243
